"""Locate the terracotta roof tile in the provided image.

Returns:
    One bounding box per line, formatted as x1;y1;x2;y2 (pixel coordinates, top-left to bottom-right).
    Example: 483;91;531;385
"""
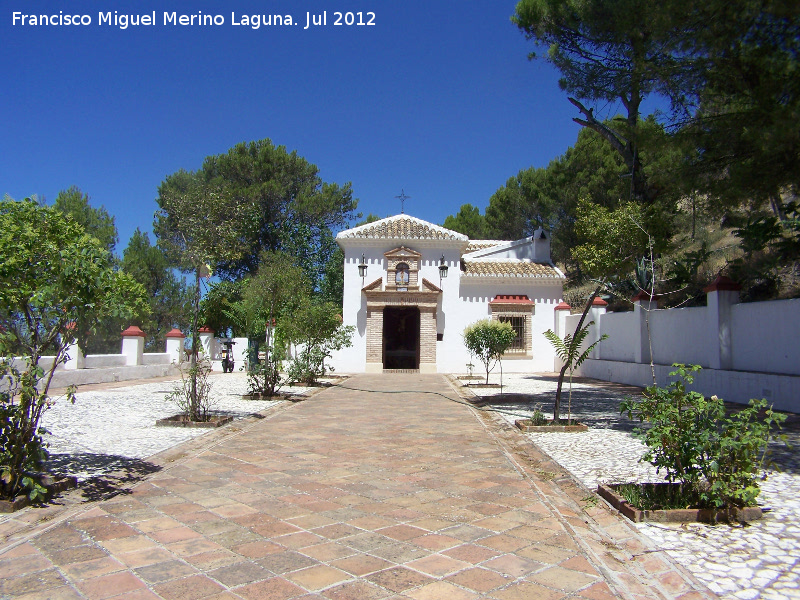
464;240;504;253
489;295;534;305
338;215;467;241
462;260;562;278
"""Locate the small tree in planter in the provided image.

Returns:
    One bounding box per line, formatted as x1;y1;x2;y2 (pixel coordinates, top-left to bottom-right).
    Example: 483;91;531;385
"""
165;355;216;421
463;319;516;386
239;252;309;396
282;299;354;386
0;199;146;501
155;171;257;420
543;323;608;424
558;199;666;422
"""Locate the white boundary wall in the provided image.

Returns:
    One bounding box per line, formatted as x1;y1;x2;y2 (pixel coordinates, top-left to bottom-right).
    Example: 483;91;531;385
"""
566;284;800;413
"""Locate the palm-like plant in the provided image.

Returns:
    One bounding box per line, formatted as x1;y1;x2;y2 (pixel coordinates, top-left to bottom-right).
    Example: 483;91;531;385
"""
544;323;608;424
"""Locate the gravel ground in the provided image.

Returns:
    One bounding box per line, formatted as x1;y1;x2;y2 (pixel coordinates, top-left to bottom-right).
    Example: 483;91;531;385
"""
472;372;800;600
40;372;318;482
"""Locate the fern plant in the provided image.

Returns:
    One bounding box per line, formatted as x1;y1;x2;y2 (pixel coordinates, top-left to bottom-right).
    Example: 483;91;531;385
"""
543;323;608;424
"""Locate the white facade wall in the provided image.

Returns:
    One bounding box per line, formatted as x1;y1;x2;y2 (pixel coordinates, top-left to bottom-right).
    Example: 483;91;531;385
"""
595;311;636;362
731;298;800;375
85;354;128;368
331;240;564;374
333;243;464;373
577;358;800;414
446;282;562;373
650;306;713;367
570;292;800;412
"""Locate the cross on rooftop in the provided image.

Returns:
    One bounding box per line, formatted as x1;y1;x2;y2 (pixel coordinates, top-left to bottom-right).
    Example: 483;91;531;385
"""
395;189;410;214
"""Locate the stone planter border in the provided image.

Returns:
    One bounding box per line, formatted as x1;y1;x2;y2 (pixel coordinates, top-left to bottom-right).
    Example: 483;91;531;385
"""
597;483;763;523
242;393;303;401
0;475;78;513
156;414;234;428
515;419;588;433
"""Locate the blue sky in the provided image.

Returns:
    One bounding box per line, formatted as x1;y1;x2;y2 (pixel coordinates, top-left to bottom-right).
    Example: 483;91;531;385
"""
3;0;629;251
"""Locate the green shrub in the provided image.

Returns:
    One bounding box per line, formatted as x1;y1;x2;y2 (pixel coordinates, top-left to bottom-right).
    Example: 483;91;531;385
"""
463;319;516;385
529;404;548;426
620;364;787;508
0;359;61;502
282;299;354;386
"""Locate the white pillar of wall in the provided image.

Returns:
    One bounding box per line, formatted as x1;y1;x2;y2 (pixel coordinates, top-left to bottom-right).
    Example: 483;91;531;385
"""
554;302;571;338
704;275;741;371
553;302;572;371
588;297;608;359
632;292;659;365
61;322;84;370
63;342;85;370
165;328;185;364
121;325;145;366
198;327;215;358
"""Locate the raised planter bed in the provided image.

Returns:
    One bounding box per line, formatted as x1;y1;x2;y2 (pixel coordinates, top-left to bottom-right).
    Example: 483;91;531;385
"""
156;414;234;428
515;419;588;433
597;483;763;523
0;475;78;513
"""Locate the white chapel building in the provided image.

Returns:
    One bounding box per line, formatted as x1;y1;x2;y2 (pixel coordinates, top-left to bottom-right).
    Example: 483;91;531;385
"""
330;214;566;374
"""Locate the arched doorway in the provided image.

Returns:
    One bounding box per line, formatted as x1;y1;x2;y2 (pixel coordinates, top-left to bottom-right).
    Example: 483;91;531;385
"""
382;307;419;369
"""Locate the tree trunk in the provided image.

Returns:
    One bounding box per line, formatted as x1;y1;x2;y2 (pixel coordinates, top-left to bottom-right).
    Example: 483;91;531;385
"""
554;285;602;422
189;268;200;421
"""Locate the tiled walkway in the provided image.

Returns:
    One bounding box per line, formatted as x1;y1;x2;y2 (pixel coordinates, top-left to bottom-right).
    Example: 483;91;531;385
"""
0;374;712;599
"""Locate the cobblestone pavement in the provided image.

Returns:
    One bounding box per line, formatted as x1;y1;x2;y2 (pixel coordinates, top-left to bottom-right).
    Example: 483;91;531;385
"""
475;373;800;600
0;373;712;599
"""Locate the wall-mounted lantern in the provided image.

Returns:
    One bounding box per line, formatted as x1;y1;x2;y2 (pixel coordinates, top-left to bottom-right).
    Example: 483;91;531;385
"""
358;253;368;278
438;255;449;279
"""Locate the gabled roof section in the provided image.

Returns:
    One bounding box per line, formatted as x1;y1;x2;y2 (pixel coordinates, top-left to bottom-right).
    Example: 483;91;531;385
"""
337;215;468;242
385;246;422;260
421;278;442;292
463;236;531;259
362;277;383;291
462;260;564;279
464;240;504;254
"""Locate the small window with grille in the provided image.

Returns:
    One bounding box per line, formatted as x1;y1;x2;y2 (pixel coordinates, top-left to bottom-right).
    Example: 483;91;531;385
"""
499;315;526;353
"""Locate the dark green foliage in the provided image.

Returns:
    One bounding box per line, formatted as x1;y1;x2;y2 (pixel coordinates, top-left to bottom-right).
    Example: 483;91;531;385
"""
192;139;358;280
442;204;488;239
513;0;690;205
200;280;244;337
319;246;345;307
620;365;787;508
51;186;128;354
121;229;192;351
512;0;799;299
53;186;118;254
615;482;700;511
678;0;800;210
725;201;800;300
480;124;672;271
